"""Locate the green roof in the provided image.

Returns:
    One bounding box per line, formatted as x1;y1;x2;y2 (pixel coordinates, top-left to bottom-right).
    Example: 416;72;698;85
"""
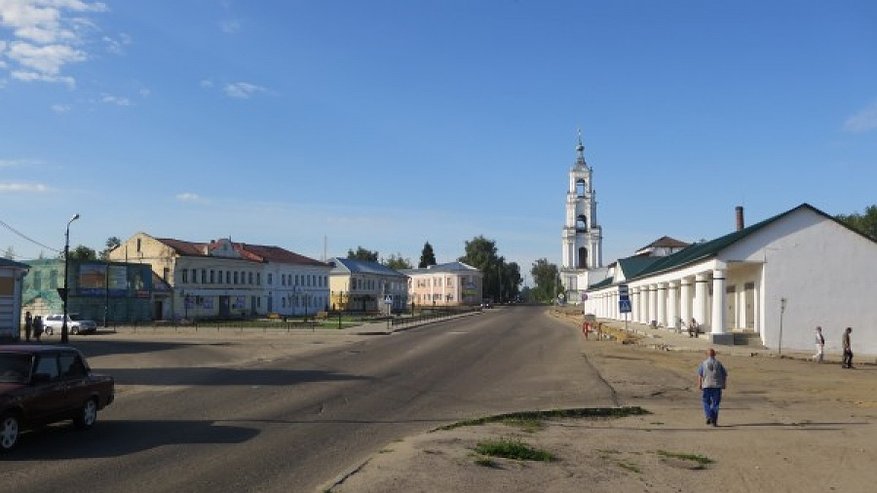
617;255;662;279
629;203;819;281
588;276;614;289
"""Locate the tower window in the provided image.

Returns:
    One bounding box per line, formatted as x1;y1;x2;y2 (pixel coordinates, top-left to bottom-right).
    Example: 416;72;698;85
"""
577;247;588;269
576;179;586;197
576;215;587;232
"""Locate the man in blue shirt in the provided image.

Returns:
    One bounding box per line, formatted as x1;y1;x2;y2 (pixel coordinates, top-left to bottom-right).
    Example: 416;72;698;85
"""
697;348;728;427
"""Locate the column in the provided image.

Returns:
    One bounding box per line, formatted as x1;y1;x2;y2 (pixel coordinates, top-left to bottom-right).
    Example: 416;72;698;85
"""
711;269;727;334
680;277;692;325
631;287;640;323
648;285;657;324
694;273;709;330
656;282;667;327
667;281;679;331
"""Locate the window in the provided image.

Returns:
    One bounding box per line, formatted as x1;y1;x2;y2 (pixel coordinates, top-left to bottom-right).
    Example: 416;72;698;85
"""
201;270;207;284
268;273;273;285
182;269;188;283
49;270;58;289
34;355;60;382
217;270;222;284
210;270;215;284
33;271;42;290
163;268;170;281
234;272;239;284
257;273;261;285
248;272;253;285
136;238;142;252
295;275;300;286
59;353;86;379
226;271;231;284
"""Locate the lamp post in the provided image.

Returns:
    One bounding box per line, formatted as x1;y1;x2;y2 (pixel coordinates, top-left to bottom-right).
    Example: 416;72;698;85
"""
61;213;80;344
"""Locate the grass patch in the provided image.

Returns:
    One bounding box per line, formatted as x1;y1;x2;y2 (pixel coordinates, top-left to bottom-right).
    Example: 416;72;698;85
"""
617;461;641;473
474;457;500;468
501;417;544;433
656;450;714;468
474;437;555;462
436;406;649;431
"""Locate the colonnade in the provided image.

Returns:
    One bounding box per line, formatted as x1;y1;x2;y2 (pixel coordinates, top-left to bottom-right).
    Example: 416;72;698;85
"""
585;266;749;340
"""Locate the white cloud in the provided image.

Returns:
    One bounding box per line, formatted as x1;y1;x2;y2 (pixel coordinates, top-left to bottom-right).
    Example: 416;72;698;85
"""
0;182;50;193
176;192;205;203
199;78;213;88
100;93;130;106
102;32;131;54
138;87;149;97
843;101;877;133
0;158;40;168
50;102;70;112
0;0;107;86
223;81;265;99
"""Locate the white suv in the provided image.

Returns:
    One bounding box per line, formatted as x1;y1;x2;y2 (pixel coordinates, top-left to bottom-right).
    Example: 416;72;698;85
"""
43;314;98;335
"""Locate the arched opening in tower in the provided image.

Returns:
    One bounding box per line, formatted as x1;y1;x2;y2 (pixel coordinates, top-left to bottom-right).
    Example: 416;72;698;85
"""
577;247;588;269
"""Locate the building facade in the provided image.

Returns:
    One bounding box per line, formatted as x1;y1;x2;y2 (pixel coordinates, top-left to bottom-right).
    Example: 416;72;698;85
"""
561;133;608;302
109;233;330;320
20;259;155;323
584;204;877;356
402;261;483;307
328;258;408;313
0;258;29;341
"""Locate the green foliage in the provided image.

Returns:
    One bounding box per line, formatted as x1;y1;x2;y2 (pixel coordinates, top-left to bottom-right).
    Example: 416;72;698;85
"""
656;450;714;466
836;205;877;240
346;246;379;262
530;258;560;302
99;236;121;261
383;253;412;270
418;241;437;268
66;244;97;261
458;236;521;302
474;437;555;462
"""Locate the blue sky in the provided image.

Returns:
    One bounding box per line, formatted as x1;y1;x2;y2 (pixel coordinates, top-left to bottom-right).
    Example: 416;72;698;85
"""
2;0;876;282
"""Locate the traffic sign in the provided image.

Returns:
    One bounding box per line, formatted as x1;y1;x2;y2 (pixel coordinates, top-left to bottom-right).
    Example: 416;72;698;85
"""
619;298;632;313
384;295;393;304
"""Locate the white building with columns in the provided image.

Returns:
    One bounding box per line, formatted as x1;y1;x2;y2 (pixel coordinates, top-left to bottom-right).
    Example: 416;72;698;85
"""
560;133;608;302
584;204;877;356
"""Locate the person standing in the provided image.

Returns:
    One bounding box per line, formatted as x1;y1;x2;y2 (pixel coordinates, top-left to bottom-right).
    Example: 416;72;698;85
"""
24;311;33;342
697;348;728;427
842;327;853;369
32;315;44;343
813;326;825;363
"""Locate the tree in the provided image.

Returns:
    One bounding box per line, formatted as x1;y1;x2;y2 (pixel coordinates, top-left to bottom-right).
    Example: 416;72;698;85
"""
99;236;121;260
383;253;412;270
347;246;379;262
66;245;97;261
836;205;877;240
418;241;437;268
458;235;522;303
530;258;560;303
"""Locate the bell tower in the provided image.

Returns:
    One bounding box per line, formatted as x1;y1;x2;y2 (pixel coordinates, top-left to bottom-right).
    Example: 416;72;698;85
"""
560;131;606;302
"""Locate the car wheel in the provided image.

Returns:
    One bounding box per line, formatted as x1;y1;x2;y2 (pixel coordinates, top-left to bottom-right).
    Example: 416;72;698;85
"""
0;413;21;452
74;398;98;430
71;327;79;335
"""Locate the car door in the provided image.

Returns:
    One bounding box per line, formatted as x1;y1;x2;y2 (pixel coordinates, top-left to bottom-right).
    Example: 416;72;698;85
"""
27;353;66;423
59;351;90;410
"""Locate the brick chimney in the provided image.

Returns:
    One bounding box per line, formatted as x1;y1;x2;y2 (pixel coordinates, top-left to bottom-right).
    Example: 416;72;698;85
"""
735;206;745;231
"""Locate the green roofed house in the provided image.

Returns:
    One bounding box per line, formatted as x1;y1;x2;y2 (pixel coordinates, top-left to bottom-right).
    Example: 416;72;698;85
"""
585;204;877;356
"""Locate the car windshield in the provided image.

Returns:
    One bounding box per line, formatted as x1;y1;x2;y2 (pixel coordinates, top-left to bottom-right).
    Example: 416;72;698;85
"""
70;314;82;321
0;354;33;384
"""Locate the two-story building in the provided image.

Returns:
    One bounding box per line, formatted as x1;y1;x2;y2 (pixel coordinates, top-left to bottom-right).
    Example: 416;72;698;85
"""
109;233;330;320
402;261;483;307
1;258;29;341
328;258;408;313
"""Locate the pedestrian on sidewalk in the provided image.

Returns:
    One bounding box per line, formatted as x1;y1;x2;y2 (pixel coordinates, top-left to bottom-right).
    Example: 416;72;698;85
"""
24;311;33;342
813;326;825;363
697;348;727;427
842;327;854;368
32;315;44;343
688;318;699;338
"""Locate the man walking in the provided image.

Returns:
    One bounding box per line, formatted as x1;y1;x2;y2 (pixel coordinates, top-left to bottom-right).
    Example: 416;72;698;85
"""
697;348;727;427
813;326;825;363
842;327;853;369
24;311;33;342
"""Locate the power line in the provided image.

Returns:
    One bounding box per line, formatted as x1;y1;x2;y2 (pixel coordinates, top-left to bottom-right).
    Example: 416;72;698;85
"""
0;218;61;254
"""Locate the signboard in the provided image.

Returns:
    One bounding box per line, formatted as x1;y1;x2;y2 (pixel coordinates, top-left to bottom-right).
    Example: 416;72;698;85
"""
384;295;393;304
619;298;632;313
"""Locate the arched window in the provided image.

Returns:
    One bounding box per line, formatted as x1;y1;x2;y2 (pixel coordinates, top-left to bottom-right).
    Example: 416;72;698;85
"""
576;215;587;232
576;179;586;197
577;247;588;269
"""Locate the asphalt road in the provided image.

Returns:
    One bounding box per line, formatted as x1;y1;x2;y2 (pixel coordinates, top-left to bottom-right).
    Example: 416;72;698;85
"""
0;306;615;492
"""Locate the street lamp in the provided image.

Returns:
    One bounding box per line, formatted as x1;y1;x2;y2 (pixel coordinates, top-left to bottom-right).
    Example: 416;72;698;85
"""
61;213;80;344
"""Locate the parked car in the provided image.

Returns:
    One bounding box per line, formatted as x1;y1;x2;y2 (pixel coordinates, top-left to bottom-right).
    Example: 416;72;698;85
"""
0;345;115;452
43;314;98;335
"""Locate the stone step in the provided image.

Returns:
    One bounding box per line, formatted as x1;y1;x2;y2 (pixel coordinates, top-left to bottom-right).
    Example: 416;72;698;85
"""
733;331;764;347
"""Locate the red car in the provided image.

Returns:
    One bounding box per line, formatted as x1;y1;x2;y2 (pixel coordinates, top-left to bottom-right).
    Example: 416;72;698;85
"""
0;345;114;452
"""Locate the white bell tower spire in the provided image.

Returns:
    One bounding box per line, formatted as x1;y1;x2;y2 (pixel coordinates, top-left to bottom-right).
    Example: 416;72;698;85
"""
560;130;607;302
